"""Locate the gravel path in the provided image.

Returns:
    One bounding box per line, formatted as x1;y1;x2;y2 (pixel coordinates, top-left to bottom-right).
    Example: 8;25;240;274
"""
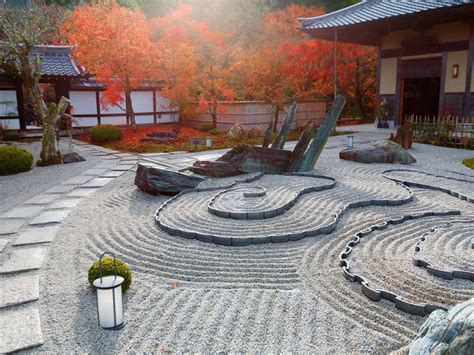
36;133;473;353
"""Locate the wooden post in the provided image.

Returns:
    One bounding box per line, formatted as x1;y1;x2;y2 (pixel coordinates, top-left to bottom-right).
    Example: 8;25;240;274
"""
153;90;157;125
95;90;101;125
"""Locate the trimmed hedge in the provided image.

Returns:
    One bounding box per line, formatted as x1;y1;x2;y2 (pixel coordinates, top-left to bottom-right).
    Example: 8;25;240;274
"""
88;256;132;292
90;124;123;143
0;146;34;176
209;128;222;135
201;123;214;132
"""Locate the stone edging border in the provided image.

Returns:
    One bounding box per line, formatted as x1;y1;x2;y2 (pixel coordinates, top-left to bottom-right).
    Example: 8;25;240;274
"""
382;169;474;203
207;174;337;220
412;220;474;281
339;210;462;316
156;173;414;246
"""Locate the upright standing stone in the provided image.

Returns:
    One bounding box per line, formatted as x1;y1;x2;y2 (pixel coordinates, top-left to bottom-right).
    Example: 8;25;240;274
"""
262;119;274;148
271;101;297;149
287;122;315;172
298;95;346;171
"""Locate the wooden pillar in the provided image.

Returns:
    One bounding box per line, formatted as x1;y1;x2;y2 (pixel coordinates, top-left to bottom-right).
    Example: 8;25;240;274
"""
463;23;474;118
15;80;27;131
95;90;101;125
153;89;157;124
393;57;402;125
439;52;448;117
376;47;382;99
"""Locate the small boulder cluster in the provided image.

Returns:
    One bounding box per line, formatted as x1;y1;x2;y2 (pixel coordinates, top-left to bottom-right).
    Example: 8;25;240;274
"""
226;124;263;140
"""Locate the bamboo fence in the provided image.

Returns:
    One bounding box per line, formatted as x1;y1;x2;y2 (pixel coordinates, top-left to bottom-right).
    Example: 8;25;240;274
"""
407;114;474;150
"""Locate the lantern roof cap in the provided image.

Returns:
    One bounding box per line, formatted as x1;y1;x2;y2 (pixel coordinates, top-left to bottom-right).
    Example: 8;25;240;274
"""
93;275;124;289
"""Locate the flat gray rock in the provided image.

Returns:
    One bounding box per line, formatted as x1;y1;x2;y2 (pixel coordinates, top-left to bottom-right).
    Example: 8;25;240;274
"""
67;188;99;198
63;175;94;185
113;164;136;171
47;198;83;209
82;177;114;188
0;247;46;274
45;184;77;194
0;274;39;308
23;194;59;205
0;239;9;252
0;305;44;352
0;219;25;235
13;225;60;245
1;206;44;219
29;210;70;225
339;140;416;165
100;170;126;178
82;168;108;176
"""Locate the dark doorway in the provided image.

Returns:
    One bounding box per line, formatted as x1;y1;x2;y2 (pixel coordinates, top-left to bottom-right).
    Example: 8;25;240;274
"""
401;77;440;121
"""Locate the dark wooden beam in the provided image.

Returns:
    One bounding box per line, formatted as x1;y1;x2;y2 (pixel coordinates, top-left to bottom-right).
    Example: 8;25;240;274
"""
95;90;101;125
153;90;157;124
463;23;474;117
381;41;469;58
439;52;448;117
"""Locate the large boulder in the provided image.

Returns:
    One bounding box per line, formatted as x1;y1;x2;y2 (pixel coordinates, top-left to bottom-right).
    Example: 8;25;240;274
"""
339;140;416;165
409;298;473;355
226;124;247;139
140;130;178;143
135;163;205;195
190;144;293;177
63;152;86;164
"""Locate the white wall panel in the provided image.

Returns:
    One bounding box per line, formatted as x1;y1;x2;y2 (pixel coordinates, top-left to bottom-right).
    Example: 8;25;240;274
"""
131;91;153;113
69;91;97;115
155;93;173;111
157;113;176;123
73;116;99;127
0;90;18;116
101;115;127;125
136;114;154;125
0;118;20;129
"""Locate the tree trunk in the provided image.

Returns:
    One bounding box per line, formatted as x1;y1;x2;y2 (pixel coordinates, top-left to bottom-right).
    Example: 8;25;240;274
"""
211;105;217;128
125;90;137;133
272;106;280;133
271;101;297;149
262;118;274;148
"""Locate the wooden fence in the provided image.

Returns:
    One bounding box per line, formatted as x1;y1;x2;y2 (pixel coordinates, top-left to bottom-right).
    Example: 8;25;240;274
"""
407;114;474;150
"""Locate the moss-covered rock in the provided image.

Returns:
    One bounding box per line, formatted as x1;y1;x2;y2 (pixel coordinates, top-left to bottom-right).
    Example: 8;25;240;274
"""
88;256;132;292
0;146;34;175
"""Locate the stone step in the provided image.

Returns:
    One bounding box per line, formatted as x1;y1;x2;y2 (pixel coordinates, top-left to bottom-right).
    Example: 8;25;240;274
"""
0;273;39;308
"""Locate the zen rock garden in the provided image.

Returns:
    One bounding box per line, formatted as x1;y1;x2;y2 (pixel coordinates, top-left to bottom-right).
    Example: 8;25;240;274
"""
1;0;474;353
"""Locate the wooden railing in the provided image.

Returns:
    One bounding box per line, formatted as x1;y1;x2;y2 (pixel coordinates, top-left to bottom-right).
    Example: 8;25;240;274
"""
407;114;473;150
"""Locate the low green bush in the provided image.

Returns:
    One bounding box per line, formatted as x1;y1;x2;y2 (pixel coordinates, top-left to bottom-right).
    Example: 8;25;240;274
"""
462;158;474;170
209;128;222;135
201;123;214;132
88;256;132;292
0;146;34;175
90;124;123;143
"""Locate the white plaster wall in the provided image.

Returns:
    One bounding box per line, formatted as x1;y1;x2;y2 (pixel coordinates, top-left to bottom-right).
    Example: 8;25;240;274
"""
99;92;124;114
380;58;397;95
131;91;153;113
136;114;154;124
72;116;98;127
0;90;20;130
69;91;97;115
445;50;468;93
101;115;127;125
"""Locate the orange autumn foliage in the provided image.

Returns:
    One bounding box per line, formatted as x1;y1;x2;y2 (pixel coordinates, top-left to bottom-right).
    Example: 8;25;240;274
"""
63;0;154;132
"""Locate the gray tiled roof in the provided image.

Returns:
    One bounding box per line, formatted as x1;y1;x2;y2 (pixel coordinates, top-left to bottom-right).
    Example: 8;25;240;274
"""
299;0;474;30
29;45;81;77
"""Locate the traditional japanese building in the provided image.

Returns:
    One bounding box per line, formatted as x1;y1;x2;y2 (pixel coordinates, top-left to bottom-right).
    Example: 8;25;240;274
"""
0;45;176;131
299;0;474;124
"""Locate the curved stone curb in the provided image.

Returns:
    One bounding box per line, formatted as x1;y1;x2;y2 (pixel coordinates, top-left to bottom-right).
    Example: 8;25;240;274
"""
412;220;474;281
382;169;474;203
207;174;337;220
339;210;461;316
156;173;414;246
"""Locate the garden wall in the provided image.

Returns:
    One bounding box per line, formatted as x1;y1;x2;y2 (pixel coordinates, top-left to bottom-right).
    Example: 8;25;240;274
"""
186;100;327;131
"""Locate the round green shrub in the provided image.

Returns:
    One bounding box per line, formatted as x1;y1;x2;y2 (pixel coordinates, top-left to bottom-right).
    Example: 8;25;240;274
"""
0;146;34;176
201;123;214;132
462;158;474;170
90;125;123;143
209;128;222;135
88;256;132;292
